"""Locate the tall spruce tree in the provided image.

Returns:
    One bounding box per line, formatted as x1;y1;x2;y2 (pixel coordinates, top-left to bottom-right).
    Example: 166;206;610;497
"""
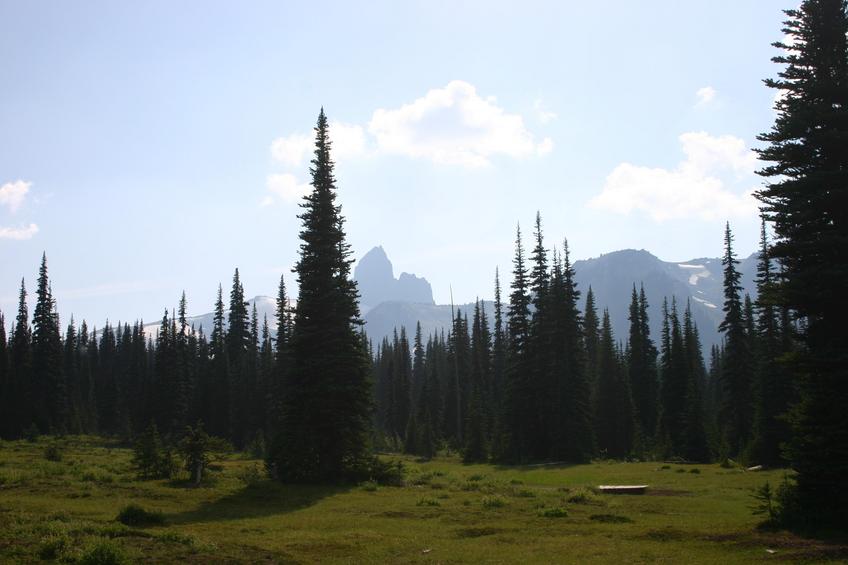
756;0;848;526
270;109;373;483
0;312;9;438
501;224;532;462
629;284;658;443
750;220;791;466
595;309;634;458
227;269;250;447
31;254;66;433
718;223;753;457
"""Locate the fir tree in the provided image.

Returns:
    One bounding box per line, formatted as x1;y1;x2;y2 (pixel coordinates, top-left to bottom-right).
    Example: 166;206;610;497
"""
0;312;9;438
756;0;848;525
227;269;250;447
31;254;66;433
9;280;32;437
271;109;373;483
750;220;791;466
595;309;634;458
629;284;658;443
501;224;532;462
719;223;753;457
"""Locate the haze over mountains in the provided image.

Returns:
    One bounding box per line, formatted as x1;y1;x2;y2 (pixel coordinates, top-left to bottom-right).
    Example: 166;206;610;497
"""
155;246;757;351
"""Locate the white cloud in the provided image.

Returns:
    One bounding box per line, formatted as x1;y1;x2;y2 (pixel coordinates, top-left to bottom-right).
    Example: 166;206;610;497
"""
263;173;311;205
588;132;759;222
0;223;39;240
270;122;367;167
534;99;558;124
695;86;716;107
0;180;31;213
270;133;312;167
328;121;366;161
368;80;551;167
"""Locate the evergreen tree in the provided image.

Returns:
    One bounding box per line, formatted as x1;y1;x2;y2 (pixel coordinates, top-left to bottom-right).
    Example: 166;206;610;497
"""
629;284;658;443
718;223;754;457
491;269;506;433
682;301;710;462
271;109;373;483
0;312;9;438
464;301;491;462
583;287;601;400
206;285;228;438
31;254;66;433
227;269;250;447
549;242;594;462
594;309;634;458
9;280;33;437
501;224;532;462
750;220;792;466
756;0;848;525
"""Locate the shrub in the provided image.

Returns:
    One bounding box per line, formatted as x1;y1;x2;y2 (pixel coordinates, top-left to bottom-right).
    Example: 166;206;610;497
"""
690;468;701;474
481;495;508;508
132;424;177;479
236;463;264;487
538;507;569;518
78;539;128;565
566;488;600;505
360;480;379;492
417;497;441;507
115;504;165;527
24;424;40;443
44;443;63;462
245;431;266;459
367;458;405;486
179;423;211;486
38;534;70;560
467;474;485;482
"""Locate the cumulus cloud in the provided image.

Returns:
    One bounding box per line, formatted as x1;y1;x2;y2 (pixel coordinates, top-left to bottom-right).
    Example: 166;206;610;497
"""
534;99;558;124
271;122;367;167
695;86;716;107
270;133;312;167
262;173;311;205
368;80;552;167
588;132;759;221
0;180;31;213
0;223;39;240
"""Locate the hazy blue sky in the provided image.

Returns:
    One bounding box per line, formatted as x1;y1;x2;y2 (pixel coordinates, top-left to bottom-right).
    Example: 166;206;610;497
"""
1;0;787;327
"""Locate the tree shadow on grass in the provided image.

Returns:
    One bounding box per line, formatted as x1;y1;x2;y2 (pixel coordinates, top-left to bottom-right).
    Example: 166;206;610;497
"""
168;480;350;525
491;461;581;472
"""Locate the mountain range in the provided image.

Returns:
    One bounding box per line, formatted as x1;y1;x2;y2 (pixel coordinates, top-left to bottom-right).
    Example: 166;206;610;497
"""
147;246;758;351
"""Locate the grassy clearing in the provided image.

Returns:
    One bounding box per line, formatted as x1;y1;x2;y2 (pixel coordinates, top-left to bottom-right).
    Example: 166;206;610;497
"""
0;436;845;563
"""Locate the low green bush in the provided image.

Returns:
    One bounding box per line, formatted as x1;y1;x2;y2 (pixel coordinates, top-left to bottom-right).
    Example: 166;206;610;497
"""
115;504;165;527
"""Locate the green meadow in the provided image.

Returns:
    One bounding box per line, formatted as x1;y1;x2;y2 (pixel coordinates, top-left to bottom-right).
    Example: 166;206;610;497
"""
0;436;844;564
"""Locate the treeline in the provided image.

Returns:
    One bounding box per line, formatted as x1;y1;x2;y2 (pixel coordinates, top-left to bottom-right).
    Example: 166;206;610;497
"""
0;256;293;451
0;217;793;468
372;216;794;466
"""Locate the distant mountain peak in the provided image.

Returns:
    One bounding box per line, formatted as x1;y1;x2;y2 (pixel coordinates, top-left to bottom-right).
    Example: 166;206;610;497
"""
355;246;434;309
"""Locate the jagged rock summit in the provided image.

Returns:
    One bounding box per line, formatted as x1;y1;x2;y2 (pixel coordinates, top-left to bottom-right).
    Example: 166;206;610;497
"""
354;246;434;311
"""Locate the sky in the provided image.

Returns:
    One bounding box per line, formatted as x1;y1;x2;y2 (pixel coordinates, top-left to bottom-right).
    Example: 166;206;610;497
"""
0;0;789;328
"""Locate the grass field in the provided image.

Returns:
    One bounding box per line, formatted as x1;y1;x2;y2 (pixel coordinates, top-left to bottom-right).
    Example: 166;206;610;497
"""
0;436;845;564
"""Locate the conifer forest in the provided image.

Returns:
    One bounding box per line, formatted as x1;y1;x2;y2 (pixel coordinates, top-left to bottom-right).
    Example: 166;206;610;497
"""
0;1;847;561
